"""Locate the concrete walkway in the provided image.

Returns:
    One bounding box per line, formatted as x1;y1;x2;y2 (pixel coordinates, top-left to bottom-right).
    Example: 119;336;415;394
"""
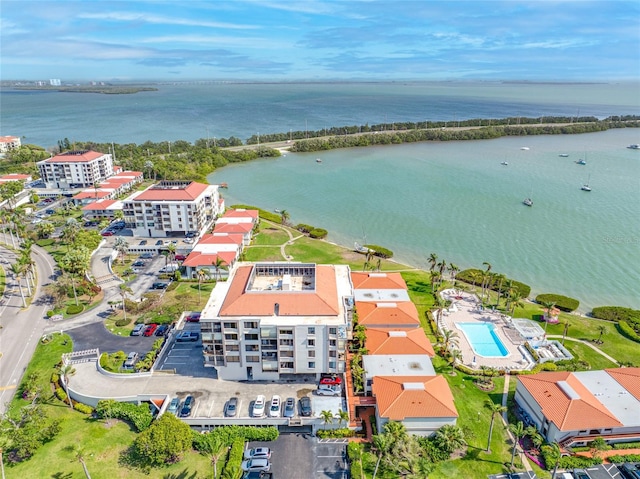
546;335;619;365
501;373;533;473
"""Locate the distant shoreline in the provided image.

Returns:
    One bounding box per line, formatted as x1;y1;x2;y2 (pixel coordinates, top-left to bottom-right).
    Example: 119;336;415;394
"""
10;86;158;95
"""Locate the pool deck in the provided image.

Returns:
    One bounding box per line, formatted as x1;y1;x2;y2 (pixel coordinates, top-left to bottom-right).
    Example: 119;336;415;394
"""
438;289;532;371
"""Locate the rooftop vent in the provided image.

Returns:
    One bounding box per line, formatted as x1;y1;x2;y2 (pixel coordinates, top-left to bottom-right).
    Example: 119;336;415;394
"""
377;303;397;308
388;331;408;337
368;273;387;278
557;380;580;400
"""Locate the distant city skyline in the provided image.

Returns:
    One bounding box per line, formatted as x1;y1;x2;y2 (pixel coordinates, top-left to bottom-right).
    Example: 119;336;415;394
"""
1;1;639;82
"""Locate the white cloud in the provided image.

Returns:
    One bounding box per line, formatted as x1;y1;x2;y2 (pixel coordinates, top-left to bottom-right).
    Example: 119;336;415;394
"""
77;11;258;30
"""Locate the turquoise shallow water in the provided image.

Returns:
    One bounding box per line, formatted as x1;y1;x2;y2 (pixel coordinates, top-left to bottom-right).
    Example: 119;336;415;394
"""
210;128;640;311
457;323;509;358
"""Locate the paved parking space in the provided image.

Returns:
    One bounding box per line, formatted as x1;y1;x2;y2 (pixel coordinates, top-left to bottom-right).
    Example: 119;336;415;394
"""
248;434;348;479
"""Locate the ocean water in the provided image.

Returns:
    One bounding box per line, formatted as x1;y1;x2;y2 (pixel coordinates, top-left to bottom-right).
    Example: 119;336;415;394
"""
1;81;639;309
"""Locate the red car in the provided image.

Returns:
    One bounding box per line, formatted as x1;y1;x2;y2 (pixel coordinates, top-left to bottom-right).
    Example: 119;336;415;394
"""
186;312;201;322
101;230;115;236
143;324;158;336
319;376;342;386
175;254;187;261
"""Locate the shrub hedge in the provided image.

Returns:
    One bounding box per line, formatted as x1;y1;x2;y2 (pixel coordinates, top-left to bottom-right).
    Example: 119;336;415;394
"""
613;441;640;450
74;402;94;415
296;223;314;233
192;425;279;450
456;269;531;297
608;453;640;463
524;341;540;361
36;239;55;247
616;321;640;344
309;228;328;239
363;244;393;259
316;428;355;438
115;317;132;327
220;437;244;479
65;304;84;315
592;306;640;329
95;399;153;432
535;293;580;312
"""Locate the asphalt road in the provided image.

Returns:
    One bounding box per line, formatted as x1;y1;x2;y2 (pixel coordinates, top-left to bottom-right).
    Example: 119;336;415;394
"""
66;321;159;356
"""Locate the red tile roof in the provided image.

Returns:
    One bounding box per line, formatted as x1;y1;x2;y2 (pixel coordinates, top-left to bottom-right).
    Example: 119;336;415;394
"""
112;171;143;177
182;251;236;268
219;264;339;317
355;301;420;327
135;182;211;201
82;199;118;211
605;368;640;401
351;272;408;290
0;173;30;181
373;376;458;420
74;190;113;200
222;209;259;220
0;136;20;143
197;233;244;246
45;150;106;163
518;372;622;431
213;222;253;234
365;328;435;356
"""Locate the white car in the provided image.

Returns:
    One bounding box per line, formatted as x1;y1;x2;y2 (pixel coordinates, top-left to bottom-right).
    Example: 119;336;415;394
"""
316;385;342;396
269;395;281;417
243;447;271;460
252;395;266;417
241;458;271;473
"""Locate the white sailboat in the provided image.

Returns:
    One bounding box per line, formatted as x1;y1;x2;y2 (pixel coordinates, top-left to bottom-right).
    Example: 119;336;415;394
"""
523;187;533;206
581;174;592;192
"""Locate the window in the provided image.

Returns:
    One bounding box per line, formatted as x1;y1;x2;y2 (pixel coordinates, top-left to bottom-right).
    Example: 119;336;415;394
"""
244;321;258;329
223;322;236;329
246;355;259;363
308;350;315;358
329;327;337;335
329;350;336;357
244;333;259;341
329;339;337;347
280;362;294;369
224;333;238;341
308;361;315;369
307;338;315;347
329;361;336;369
227;344;239;351
227;356;240;363
279;329;293;335
245;344;259;352
279;339;294;346
308;327;315;335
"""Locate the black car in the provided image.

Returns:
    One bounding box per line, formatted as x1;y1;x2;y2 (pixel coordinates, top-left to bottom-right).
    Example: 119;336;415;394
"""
45;209;56;215
299;396;312;417
132;260;146;267
151;282;168;290
180;396;195;417
140;252;153;259
155;324;169;336
225;397;238;417
155;240;163;246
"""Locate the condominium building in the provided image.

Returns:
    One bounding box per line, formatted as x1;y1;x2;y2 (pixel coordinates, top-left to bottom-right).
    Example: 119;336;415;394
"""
200;262;354;381
0;136;21;153
122;180;222;238
37;150;114;189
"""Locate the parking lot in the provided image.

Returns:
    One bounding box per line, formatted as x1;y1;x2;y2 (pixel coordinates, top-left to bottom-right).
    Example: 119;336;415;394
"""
247;434;348;479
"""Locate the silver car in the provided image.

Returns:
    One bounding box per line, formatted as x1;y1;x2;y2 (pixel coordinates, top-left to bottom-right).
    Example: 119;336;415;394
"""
283;397;296;418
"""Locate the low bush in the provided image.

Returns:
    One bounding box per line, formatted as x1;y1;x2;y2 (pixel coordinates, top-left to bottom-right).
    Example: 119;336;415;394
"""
65;304;84;315
95;399;153;432
36;239;55;247
50;372;59;385
193;425;279;450
616;320;640;343
613;441;640;450
591;306;640;329
55;387;67;403
114;317;132;327
296;223;314;233
558;455;602;469
524;341;540;361
73;402;94;415
608;453;640;463
309;228;328;239
46;310;54;318
456;269;531;297
535;293;579;312
167;281;179;292
220;437;244;479
317;428;354;438
363;244;393;258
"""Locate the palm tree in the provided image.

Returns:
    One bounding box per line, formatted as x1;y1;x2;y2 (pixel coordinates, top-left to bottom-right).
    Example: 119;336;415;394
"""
65;445;91;479
439;328;459;352
437;260;447;287
58;364;76;410
549;442;561;479
508;421;526;467
561;319;570;345
595;324;607;344
197;268;208;304
200;434;226;479
481;262;492;300
320;410;333;430
428;253;438;272
337;409;349;427
280;209;290;225
468;269;482;292
450;348;462;374
429;270;440;293
118;283;133;321
371;433;389;479
448;262;459;284
211;256;226;281
0;435;12;479
485;400;507;453
434;425;466;455
541;301;556;333
494;273;506;308
144;160;154;180
9;262;27;307
166;242;177;264
113;237;129;265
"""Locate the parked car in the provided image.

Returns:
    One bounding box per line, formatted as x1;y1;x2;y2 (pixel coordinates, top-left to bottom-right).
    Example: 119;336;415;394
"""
132;260;146;267
139;240;147;245
151;282;168;290
185;231;197;238
159;264;179;273
179;396;195;417
243;447;271;460
224;397;238;418
176;331;199;342
140;252;154;259
131;324;145;336
185;312;201;322
183;238;194;244
319;375;342;386
123;352;138;369
143;324;158;336
155;324;169;336
316;385;342;396
252;395;266;417
167;397;180;415
155;240;163;246
241;458;271;473
299;396;312;417
45;209;56;214
101;230;115;236
175;254;187;261
268;395;281;417
283;397;296;418
242;472;273;479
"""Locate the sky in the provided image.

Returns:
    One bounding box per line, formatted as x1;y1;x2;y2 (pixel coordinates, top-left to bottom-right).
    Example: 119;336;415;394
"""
1;0;639;82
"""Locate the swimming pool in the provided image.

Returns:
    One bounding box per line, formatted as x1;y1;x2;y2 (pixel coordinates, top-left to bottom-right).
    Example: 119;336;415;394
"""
457;323;510;358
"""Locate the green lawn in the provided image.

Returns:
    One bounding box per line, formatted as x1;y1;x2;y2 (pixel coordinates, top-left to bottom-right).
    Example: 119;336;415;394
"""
0;264;5;296
252;225;291;245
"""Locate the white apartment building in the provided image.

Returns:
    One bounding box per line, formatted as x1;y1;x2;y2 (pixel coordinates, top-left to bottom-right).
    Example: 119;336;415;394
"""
122;180;221;238
37;150;114;189
200;262;354;381
0;136;21;153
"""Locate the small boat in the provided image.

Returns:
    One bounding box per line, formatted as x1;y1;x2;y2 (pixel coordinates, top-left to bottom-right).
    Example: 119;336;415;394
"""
274;208;281;213
559;153;569;157
576;159;586;165
354;242;375;254
219;182;228;188
501;161;509;166
628;144;640;149
523;198;533;207
581;174;592;191
520;147;530;150
316;158;322;163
